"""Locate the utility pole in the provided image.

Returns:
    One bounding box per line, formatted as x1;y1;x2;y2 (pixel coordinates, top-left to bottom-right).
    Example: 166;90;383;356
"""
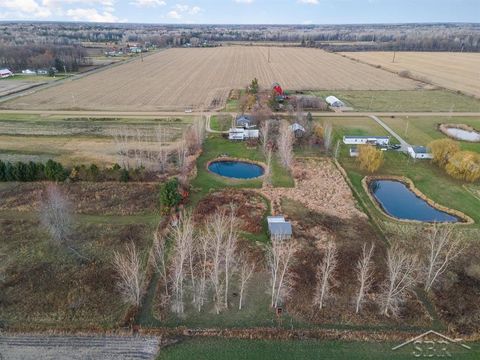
268;48;271;63
392;51;396;63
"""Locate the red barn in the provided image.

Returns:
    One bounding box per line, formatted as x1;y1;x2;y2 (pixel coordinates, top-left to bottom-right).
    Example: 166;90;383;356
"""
272;82;283;96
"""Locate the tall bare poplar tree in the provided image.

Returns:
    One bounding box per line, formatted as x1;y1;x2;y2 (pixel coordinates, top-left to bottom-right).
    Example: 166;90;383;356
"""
277;120;294;170
113;242;145;307
267;236;296;308
355;243;375;313
314;241;337;310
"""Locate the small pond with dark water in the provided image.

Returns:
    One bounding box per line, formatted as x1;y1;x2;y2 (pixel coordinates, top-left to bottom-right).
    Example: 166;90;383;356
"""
369;180;460;223
208;160;264;179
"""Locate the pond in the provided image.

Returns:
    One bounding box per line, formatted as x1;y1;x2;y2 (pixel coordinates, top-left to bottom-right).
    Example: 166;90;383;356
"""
208;160;264;179
443;127;480;142
369;180;460;223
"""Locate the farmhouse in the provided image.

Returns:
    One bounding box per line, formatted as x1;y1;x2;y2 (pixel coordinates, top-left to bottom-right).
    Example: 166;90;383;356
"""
267;216;292;240
326;95;345;108
0;69;13;78
408;146;433;159
289;123;306;137
236;115;253;128
228;127;259;140
343;136;390;146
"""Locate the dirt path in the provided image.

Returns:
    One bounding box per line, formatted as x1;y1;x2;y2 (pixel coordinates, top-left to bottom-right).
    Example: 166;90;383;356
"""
0;335;159;360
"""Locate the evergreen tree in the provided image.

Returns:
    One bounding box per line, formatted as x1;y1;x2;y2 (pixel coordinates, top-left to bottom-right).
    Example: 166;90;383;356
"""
0;160;5;181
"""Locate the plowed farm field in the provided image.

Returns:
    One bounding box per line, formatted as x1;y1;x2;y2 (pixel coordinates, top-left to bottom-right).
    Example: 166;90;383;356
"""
341;51;480;98
3;47;419;112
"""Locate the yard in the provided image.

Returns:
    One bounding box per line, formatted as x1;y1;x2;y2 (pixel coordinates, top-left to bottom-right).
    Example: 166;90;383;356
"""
309;90;480;112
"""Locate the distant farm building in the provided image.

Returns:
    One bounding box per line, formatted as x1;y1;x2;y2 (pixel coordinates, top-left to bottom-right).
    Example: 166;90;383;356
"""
272;82;286;102
236;114;253;128
267;216;292;240
0;69;13;78
408;146;433;159
326;96;345;108
228;128;259;140
289;123;306;137
343;136;390;146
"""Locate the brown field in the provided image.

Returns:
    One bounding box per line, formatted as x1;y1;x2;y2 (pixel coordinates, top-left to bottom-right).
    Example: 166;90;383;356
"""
3;47;419;112
341;51;480;98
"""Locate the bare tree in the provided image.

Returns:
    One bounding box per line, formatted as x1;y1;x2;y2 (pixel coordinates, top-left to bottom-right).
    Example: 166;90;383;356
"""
277;120;294;170
40;184;72;245
205;209;228;314
263;149;273;187
423;224;464;292
169;211;194;314
193;230;210;312
113;242;145;307
260;119;271;156
381;245;418;317
237;249;256;310
152;227;169;297
314;241;338;310
267;236;296;308
224;204;239;309
323;123;333;152
355;243;375;313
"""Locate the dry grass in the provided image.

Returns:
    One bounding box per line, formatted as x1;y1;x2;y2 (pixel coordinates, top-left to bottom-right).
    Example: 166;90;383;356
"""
341;52;480;98
3;47;418;112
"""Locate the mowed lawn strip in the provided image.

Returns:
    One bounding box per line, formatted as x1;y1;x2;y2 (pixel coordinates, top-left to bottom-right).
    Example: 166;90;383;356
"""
309;90;480;112
158;338;480;360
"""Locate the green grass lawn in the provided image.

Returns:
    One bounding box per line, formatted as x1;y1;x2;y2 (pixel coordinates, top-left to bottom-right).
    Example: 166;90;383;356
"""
158;338;480;360
380;116;480;151
309;90;480;112
0;75;69;82
190;135;294;205
210;115;232;131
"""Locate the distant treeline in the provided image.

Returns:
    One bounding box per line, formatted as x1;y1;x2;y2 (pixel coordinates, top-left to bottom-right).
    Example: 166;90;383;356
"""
0;44;89;72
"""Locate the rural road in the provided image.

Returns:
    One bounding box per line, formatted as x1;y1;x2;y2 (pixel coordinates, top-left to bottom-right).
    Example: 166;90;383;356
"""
0;109;480;118
369;115;412;152
0;334;159;360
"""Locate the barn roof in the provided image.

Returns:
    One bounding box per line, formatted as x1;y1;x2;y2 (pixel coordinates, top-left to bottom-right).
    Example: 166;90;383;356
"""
267;216;292;236
289;123;306;132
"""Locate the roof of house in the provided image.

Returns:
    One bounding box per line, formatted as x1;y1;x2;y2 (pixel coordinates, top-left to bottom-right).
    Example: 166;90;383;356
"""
343;136;389;139
289;123;306;132
267;216;292;236
326;95;344;104
236;114;252;122
411;146;430;153
0;69;12;74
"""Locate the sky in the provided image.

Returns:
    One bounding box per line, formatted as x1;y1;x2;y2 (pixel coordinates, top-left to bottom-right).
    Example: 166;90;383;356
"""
0;0;479;24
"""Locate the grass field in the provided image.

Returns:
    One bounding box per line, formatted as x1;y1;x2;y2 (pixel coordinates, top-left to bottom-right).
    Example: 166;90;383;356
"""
0;115;191;165
158;338;480;360
0;182;159;330
210;115;232;131
190;134;294;205
380;116;480;151
309;90;480;112
341;52;480;98
2;47;418;112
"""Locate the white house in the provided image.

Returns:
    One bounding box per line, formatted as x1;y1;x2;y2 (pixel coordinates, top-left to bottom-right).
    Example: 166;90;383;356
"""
21;69;36;75
0;69;13;78
326;95;345;108
343;136;390;146
228;128;259;140
408;146;433;159
267;216;292;240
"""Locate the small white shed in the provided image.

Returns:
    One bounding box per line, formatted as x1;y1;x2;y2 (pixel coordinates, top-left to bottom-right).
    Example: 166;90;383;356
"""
343;136;390;146
228;128;259;140
326;96;345;108
408;146;433;159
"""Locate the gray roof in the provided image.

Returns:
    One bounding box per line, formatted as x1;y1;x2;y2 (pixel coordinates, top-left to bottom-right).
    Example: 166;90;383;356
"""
412;146;429;153
344;136;389;139
268;222;292;236
236;115;252;123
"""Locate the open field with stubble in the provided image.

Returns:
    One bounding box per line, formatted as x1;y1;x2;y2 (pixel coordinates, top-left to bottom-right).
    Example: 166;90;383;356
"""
341;52;480;98
2;47;420;112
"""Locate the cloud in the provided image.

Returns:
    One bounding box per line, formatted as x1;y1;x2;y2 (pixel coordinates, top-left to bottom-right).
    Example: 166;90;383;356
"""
130;0;166;8
234;0;254;3
298;0;319;4
66;7;119;22
166;4;203;19
1;0;52;18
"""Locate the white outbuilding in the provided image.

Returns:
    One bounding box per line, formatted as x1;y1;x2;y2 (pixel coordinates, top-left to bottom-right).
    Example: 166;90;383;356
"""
0;69;13;78
228;128;259;140
343;136;390;146
326;95;345;108
408;146;433;159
